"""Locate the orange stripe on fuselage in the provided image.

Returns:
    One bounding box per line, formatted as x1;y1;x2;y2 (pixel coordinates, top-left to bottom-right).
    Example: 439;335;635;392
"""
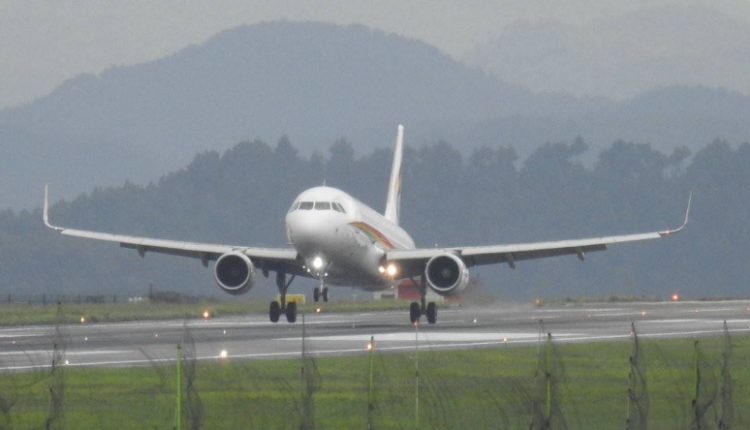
349;222;395;250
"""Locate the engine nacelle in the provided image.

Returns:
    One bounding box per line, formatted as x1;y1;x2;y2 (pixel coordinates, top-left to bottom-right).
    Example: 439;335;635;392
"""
214;252;256;295
424;253;469;296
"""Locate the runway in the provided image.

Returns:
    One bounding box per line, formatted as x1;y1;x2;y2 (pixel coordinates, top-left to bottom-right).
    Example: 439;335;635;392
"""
1;300;749;371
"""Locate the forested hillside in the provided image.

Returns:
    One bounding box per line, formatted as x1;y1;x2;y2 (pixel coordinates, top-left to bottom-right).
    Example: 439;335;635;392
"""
1;136;747;300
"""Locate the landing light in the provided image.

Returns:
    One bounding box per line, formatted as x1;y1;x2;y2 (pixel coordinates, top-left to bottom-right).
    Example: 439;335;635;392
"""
378;266;386;274
386;264;398;277
312;256;324;269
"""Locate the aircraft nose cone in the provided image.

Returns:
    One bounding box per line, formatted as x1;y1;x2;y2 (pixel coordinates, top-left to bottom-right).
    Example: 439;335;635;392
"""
287;212;336;254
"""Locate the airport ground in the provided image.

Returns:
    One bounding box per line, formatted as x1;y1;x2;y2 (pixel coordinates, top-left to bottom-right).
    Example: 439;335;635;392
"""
0;299;747;428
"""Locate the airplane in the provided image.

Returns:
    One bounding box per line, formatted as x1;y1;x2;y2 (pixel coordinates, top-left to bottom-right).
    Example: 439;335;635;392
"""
44;125;692;324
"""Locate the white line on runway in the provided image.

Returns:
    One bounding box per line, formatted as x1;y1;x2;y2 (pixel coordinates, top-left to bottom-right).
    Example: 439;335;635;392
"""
4;327;748;372
0;350;125;356
0;334;44;338
282;332;579;342
643;319;750;324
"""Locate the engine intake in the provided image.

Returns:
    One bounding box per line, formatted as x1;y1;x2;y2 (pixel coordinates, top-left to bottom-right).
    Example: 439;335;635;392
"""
214;252;255;295
424;253;469;296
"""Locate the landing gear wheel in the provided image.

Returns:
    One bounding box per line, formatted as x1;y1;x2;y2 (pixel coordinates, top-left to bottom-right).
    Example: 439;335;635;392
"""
409;302;421;324
269;301;281;323
313;288;320;302
285;301;297;323
322;287;329;302
426;302;437;324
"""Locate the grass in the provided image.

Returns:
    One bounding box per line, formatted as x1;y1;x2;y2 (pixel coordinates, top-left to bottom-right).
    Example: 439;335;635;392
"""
0;299;420;326
0;333;747;429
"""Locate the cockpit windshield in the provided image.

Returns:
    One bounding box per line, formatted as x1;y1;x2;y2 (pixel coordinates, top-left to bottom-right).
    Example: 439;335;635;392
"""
291;201;345;212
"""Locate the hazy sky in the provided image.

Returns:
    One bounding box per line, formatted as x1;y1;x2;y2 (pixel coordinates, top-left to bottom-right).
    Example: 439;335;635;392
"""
1;0;746;108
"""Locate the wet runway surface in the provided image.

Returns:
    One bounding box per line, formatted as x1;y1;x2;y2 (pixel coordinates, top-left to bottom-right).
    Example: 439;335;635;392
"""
1;300;749;371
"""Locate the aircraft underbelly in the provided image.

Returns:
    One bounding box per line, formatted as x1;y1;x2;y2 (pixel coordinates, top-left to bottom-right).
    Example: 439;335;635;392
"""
298;225;392;290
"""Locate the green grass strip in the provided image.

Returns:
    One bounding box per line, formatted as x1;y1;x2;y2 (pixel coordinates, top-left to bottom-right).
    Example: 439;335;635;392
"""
0;334;746;429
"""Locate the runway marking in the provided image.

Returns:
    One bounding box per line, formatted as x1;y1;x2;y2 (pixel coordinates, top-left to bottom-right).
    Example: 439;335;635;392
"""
0;350;125;356
535;308;623;313
0;334;44;338
1;327;749;372
283;332;579;342
643;319;750;324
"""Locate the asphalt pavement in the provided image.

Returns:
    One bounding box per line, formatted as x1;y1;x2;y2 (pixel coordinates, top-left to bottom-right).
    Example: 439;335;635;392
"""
1;300;748;371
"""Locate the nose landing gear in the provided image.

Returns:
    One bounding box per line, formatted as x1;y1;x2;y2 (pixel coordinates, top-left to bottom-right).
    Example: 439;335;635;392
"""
270;270;297;323
313;282;329;303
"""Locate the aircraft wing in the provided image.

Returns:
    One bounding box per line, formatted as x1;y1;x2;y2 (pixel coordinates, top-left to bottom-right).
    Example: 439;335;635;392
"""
386;193;691;272
43;186;301;274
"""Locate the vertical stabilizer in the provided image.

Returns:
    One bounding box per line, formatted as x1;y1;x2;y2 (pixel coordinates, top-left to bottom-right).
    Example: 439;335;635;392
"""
384;125;404;225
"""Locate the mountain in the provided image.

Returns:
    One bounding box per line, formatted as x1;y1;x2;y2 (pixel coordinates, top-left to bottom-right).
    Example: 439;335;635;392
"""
1;21;750;211
466;86;750;161
0;22;562;209
466;4;750;99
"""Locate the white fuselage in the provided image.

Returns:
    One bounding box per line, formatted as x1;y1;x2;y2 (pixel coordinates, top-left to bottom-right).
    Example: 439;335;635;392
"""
285;186;415;290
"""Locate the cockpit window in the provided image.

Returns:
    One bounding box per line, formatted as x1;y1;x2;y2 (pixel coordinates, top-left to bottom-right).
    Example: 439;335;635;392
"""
334;203;347;213
298;201;314;210
314;201;331;210
332;203;342;213
288;202;300;213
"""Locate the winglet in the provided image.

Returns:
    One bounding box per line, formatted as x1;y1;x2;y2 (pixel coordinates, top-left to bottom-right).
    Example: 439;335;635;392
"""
43;185;63;231
659;191;692;236
384;125;404;225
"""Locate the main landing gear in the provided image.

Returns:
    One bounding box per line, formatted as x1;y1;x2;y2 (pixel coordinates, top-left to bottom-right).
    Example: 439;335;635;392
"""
270;271;297;323
409;276;437;325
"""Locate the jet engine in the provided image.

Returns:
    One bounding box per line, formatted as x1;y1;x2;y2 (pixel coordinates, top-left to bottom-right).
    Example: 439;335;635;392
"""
424;253;469;296
214;252;256;295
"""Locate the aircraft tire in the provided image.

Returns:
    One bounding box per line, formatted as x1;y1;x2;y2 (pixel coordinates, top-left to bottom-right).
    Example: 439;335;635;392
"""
322;287;329;302
426;302;437;324
409;302;421;324
285;301;297;323
269;301;281;323
313;288;320;302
